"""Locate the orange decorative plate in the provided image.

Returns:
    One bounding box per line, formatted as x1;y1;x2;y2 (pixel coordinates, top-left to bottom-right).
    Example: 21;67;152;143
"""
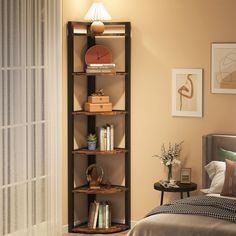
85;45;112;64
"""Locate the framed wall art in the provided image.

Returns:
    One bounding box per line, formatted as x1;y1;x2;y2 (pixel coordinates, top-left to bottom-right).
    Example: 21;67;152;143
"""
211;43;236;94
172;68;203;117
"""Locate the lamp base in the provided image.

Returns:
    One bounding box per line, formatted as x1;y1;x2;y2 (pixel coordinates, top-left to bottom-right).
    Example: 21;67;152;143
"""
90;21;105;34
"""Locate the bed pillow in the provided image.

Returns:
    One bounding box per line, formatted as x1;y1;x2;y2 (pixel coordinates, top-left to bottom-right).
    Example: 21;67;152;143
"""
221;159;236;197
204;161;225;193
218;148;236;161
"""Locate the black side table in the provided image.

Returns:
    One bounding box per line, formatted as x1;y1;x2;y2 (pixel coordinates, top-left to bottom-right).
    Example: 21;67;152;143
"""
154;181;197;205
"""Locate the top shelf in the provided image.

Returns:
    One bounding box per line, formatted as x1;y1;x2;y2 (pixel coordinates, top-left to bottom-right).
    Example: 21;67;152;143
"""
68;21;131;37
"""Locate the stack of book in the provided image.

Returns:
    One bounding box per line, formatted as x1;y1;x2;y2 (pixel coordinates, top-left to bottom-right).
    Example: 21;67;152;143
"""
88;201;111;229
86;64;116;74
99;124;114;151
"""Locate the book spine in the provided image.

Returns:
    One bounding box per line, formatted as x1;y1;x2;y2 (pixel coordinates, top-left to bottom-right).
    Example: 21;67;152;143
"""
98;203;104;229
110;124;114;151
106;125;111;151
86;69;116;73
88;202;95;229
99;127;106;151
104;203;111;229
93;201;100;229
87;63;116;67
87;66;116;69
104;128;107;151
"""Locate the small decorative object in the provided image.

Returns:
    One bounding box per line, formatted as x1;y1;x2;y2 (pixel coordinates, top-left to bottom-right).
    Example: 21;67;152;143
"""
84;89;112;112
153;141;183;182
180;168;191;184
211;43;236;94
84;2;112;34
87;133;97;150
159;180;179;188
85;45;112;64
172;68;203;117
84;102;112;112
91;89;105;96
86;164;104;189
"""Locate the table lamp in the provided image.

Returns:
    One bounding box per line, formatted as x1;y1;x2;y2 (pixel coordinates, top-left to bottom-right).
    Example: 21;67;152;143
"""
84;2;111;34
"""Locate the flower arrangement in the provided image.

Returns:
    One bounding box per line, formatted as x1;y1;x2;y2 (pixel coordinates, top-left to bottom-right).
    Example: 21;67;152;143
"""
153;141;183;182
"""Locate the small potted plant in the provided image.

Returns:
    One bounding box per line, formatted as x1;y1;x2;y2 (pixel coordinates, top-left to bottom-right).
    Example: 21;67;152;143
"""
87;133;97;150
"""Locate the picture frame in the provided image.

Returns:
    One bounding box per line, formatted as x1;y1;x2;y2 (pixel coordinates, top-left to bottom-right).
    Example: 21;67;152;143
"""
172;68;203;117
211;43;236;94
180;168;191;184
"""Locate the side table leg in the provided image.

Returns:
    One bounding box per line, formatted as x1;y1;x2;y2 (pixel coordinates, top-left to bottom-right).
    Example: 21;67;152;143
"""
180;192;183;199
187;192;190;197
160;191;164;205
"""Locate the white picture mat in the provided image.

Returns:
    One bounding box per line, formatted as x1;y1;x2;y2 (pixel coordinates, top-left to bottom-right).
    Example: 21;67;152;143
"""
172;68;203;117
211;43;236;94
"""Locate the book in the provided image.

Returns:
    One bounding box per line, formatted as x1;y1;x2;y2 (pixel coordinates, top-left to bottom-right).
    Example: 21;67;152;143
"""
98;202;104;229
92;201;100;229
99;127;106;151
110;124;114;151
106;125;111;151
103;128;107;150
105;201;111;229
87;63;116;68
86;68;116;73
88;202;96;229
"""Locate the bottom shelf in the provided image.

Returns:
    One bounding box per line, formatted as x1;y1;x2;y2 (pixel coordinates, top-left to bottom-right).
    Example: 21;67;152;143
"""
71;222;129;234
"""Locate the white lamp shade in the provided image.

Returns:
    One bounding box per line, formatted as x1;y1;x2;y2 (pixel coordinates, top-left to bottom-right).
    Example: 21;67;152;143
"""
84;2;112;21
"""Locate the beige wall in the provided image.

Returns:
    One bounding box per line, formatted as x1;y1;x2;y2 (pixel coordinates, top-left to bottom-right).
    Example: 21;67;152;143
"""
62;0;236;225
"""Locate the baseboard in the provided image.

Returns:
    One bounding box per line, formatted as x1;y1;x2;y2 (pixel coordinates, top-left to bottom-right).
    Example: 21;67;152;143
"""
62;219;137;234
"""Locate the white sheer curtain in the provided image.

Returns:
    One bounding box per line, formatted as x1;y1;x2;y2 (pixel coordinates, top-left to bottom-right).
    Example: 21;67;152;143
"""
0;0;62;236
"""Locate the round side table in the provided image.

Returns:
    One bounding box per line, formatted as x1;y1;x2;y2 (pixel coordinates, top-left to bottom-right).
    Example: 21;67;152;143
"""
154;181;197;205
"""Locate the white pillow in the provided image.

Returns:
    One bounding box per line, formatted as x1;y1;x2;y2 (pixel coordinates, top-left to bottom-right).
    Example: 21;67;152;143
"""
204;161;225;194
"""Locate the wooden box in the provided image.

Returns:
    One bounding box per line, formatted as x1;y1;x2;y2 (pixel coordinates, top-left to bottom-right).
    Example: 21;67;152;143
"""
88;96;109;104
84;102;112;112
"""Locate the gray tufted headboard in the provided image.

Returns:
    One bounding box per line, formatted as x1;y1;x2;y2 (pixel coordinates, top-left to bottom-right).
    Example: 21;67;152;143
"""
202;134;236;189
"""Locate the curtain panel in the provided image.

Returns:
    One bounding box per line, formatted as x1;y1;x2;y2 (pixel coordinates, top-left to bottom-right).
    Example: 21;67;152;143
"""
0;0;62;235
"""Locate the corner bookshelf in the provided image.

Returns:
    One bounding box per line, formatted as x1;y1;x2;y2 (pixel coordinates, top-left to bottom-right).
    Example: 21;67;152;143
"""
67;21;131;234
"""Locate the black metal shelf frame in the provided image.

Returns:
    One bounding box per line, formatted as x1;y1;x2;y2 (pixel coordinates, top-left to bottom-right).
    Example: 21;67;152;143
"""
67;21;131;233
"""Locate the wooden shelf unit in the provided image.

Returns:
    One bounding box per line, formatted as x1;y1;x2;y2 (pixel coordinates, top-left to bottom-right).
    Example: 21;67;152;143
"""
67;21;131;234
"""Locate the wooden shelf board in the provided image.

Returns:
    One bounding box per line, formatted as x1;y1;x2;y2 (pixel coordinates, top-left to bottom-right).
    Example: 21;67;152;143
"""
72;110;128;116
73;33;128;37
73;71;127;76
72;222;129;234
73;185;128;194
73;147;128;155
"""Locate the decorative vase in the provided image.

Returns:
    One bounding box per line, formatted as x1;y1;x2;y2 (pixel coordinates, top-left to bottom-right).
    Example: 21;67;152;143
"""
167;165;172;182
87;141;97;150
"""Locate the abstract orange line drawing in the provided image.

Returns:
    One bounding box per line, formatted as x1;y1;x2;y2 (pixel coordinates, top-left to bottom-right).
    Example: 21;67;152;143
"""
177;74;193;111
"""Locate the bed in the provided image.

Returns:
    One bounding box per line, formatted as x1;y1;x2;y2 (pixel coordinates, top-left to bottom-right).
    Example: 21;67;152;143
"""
127;134;236;236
